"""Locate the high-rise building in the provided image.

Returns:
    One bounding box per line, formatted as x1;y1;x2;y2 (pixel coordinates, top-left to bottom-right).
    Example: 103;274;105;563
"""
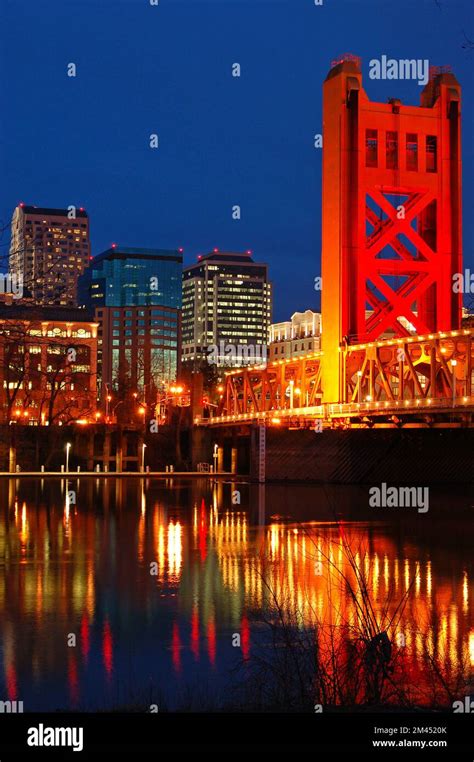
79;246;183;405
182;250;272;367
78;245;182;309
9;204;90;306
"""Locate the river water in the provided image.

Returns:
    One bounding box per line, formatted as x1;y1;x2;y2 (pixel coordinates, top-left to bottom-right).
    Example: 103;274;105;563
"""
0;478;473;711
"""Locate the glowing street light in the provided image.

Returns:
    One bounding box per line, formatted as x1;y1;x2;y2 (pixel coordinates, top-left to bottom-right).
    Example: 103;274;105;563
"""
65;442;72;473
105;382;112;419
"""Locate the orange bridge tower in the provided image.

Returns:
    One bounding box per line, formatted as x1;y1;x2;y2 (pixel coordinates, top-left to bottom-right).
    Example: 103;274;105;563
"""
321;54;462;403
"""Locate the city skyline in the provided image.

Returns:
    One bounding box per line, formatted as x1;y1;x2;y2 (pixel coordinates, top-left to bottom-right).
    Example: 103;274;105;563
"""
0;1;473;750
1;0;472;322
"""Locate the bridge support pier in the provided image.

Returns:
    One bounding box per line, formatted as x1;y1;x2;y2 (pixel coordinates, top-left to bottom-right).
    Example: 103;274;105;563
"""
217;445;224;472
190;425;213;469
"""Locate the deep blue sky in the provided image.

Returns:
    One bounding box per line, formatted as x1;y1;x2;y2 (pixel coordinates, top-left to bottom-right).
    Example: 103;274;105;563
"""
0;0;472;321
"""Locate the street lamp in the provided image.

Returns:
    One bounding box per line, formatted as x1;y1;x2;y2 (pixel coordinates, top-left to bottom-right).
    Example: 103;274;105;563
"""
213;443;218;473
66;442;72;473
105;382;112;420
141;442;147;473
113;400;124;419
451;359;457;408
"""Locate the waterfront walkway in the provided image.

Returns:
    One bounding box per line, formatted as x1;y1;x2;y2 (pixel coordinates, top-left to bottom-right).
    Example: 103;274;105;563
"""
0;471;231;478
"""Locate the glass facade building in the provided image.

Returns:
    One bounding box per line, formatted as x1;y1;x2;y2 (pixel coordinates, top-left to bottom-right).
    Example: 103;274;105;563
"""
78;247;183;404
79;246;182;309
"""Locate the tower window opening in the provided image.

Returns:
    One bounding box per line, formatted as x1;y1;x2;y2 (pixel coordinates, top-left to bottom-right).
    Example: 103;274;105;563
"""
426;135;437;173
406;133;418;171
365;129;378;168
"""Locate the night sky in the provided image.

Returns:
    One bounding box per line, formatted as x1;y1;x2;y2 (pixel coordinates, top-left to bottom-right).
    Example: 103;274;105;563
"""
0;0;472;321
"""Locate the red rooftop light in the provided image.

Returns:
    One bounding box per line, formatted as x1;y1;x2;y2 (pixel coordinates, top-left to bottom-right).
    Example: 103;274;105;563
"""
178;247;184;253
19;202;25;207
213;248;219;253
111;243;117;249
246;250;252;254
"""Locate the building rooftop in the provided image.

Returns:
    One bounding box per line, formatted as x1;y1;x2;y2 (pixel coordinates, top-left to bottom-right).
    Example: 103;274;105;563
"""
17;205;89;218
196;250;255;264
92;246;183;264
0;304;96;323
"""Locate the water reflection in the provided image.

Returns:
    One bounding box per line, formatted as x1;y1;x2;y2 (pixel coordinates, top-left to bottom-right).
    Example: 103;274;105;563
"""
0;478;473;710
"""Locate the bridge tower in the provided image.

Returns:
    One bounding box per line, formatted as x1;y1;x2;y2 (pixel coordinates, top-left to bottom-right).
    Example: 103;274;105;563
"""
321;55;462;403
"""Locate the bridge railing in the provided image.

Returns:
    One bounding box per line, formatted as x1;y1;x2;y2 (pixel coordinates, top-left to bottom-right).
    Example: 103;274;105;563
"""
328;395;474;417
194;395;474;426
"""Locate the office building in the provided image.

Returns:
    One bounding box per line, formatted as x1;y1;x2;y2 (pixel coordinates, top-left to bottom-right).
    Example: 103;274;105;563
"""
182;250;272;367
79;246;182;403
